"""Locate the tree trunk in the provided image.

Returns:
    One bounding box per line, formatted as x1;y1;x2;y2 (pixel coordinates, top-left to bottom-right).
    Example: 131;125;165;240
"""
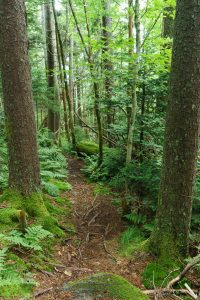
44;2;60;136
126;0;141;164
69;0;103;165
102;0;113;147
151;0;200;258
0;0;41;195
52;1;76;148
56;30;71;143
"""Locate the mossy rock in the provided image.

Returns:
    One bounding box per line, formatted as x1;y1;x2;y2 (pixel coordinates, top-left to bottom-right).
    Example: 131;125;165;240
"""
77;140;99;156
64;273;150;300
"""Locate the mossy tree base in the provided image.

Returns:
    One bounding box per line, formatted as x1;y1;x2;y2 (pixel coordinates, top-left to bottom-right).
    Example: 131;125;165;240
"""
64;273;150;300
0;189;64;236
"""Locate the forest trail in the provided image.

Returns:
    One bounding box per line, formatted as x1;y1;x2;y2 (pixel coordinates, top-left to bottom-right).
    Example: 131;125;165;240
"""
34;156;150;299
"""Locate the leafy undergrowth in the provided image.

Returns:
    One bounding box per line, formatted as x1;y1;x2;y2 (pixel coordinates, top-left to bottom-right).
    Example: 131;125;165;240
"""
0;191;74;299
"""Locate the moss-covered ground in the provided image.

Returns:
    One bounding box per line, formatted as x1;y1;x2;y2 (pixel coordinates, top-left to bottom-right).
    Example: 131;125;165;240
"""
0;184;75;299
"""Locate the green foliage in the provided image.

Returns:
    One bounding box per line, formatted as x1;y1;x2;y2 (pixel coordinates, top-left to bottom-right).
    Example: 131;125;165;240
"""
0;248;34;299
0;225;53;251
119;227;148;257
143;261;179;288
37;129;71;196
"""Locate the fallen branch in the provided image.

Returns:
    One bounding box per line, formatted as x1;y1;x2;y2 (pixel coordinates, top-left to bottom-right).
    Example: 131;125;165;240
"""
144;288;199;297
167;255;200;288
75;112;117;146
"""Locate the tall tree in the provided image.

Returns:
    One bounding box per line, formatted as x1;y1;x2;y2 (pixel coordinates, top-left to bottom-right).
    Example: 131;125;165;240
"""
44;2;60;136
151;0;200;257
52;1;76;148
0;0;41;195
69;0;104;165
126;0;141;164
102;0;113;147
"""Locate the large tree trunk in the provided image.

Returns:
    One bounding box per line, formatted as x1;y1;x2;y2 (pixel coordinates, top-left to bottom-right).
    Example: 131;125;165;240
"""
151;0;200;257
0;0;41;195
44;3;60;135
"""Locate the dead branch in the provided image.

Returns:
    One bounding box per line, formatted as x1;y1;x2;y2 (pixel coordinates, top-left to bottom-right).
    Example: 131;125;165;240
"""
167;255;200;288
144;288;199;297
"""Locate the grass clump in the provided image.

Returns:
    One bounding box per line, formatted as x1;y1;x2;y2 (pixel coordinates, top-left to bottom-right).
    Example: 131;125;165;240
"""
64;273;150;300
119;227;148;257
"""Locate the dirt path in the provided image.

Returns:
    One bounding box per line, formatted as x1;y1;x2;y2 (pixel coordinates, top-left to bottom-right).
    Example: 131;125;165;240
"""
34;156;149;299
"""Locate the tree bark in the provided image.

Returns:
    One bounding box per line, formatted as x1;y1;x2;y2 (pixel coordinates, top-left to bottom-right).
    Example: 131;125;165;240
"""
126;0;141;164
0;0;41;195
44;3;60;135
151;0;200;257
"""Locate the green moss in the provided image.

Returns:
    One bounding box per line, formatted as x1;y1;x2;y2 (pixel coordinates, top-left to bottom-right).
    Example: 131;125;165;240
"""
0;189;48;218
45;201;65;216
143;259;180;288
0;283;33;299
50;180;71;192
0;190;68;237
28;253;54;272
64;273;150;300
0;208;21;225
7;253;29;272
41;216;64;237
77;140;99;156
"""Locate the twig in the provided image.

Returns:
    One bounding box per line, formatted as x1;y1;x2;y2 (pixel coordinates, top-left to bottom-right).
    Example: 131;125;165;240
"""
184;283;198;299
88;212;101;226
34;287;53;298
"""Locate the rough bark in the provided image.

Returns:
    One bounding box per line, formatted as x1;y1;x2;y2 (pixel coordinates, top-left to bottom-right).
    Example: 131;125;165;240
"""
0;0;41;195
151;0;200;257
44;2;60;135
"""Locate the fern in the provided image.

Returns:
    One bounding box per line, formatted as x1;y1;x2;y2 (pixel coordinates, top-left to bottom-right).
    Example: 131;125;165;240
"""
0;248;7;271
0;248;35;296
125;213;147;225
0;226;53;251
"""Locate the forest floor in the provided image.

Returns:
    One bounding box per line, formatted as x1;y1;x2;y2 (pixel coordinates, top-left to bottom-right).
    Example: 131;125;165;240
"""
34;156;152;300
